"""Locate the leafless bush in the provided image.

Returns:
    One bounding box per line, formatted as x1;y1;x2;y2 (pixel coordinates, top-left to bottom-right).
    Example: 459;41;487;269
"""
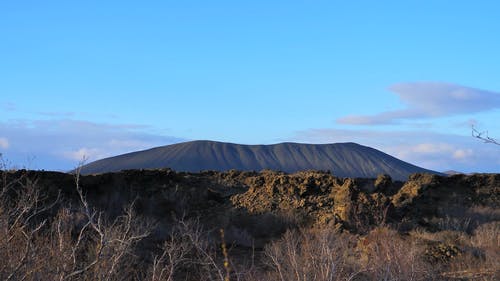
47;167;153;280
40;203;151;281
148;227;192;281
178;219;227;281
264;228;362;281
0;162;234;281
0;164;153;281
437;215;473;233
0;172;59;281
434;205;500;234
361;227;435;280
147;218;230;281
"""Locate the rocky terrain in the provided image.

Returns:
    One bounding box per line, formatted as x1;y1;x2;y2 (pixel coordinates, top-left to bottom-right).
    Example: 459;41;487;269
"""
1;168;498;280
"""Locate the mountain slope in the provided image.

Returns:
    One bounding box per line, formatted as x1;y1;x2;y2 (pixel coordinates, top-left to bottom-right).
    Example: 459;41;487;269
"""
79;140;438;180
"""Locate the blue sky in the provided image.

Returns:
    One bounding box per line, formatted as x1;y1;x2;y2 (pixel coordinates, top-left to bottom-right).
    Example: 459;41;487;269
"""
1;1;499;173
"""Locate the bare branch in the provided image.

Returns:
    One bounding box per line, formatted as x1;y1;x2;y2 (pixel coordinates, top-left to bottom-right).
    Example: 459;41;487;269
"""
472;126;500;145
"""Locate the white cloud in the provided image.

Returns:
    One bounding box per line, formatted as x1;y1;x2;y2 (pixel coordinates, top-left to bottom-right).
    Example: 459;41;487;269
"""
62;147;109;162
389;143;475;163
0;137;9;149
452;149;473;160
337;82;500;125
411;143;454;154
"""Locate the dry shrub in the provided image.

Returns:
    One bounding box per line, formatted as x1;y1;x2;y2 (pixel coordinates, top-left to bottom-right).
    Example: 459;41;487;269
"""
1;159;497;281
0;204;32;280
472;222;499;252
467;206;500;224
444;222;500;280
361;227;435;280
410;224;499;280
1;202;152;280
436;215;473;233
434;205;500;234
410;228;469;247
0;167;230;281
0;174;58;281
147;218;231;281
148;225;194;281
471;222;500;278
0;168;153;281
264;228;361;281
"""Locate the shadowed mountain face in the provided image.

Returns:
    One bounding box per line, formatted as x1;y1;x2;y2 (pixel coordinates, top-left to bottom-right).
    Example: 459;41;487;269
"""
79;140;438;180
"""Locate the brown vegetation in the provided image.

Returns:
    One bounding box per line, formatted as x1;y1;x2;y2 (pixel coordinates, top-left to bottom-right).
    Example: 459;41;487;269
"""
0;165;498;280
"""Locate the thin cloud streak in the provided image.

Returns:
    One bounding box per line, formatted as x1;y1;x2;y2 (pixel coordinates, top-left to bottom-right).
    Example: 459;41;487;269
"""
1;102;17;112
337;82;500;125
36;111;76;118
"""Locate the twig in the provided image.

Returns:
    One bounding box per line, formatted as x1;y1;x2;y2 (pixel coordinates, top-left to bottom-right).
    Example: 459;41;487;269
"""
472;126;499;145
